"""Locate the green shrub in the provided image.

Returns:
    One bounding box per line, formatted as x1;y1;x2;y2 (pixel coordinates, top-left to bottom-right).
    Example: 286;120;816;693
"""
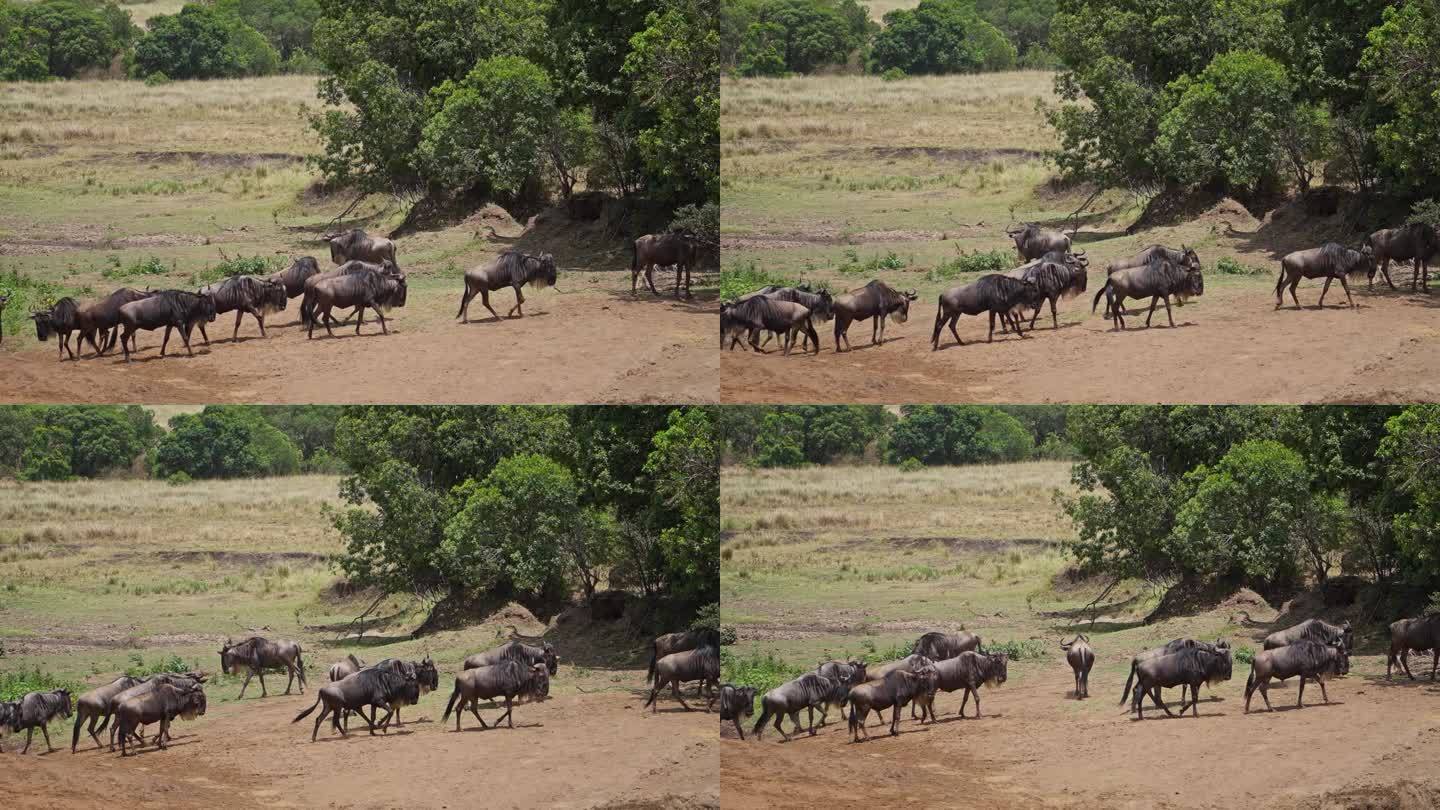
0;668;81;702
1214;256;1264;275
1233;646;1256;665
881;67;906;81
719;649;807;712
102;256;170;280
926;249;1011;282
197;254;282;283
837;249;907;275
898;457;924;472
144;71;171;86
123;653;194;678
983;638;1048;660
166;470;192;486
670;201;719;248
720;262;800;302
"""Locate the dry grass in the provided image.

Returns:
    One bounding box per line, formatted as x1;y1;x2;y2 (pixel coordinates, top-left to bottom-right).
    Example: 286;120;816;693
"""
865;0;919;21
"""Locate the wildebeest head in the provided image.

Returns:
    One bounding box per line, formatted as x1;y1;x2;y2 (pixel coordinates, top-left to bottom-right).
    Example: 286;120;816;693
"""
985;653;1009;687
1180;246;1201;272
891;289;918;323
527;662;552;701
530;253;558;289
175;682;208;720
1329;644;1350;676
30;297;78;341
539;641;560;675
416;656;439;692
261;279;288;313
196;292;218;323
53;688;74;719
384;275;408;309
219;638;245;675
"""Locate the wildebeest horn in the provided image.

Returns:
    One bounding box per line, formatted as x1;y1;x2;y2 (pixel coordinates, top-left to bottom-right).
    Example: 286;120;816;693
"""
904;289;917;300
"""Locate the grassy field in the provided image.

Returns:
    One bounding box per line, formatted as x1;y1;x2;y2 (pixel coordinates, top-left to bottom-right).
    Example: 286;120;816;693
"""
865;0;918;20
720;69;1301;308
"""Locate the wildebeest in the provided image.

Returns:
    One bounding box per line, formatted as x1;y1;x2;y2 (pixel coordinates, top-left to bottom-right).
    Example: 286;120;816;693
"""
632;230;701;298
813;658;867;725
1275;244;1371;309
106;672;205;750
114;681;206;756
645;644;721;713
1387;614;1440;681
456;251;558;322
932;274;1040;348
648;631;712;683
30;297;82;360
1365;223;1438;290
721;296;818;355
867;654;935;683
913;650;1008;721
748;286;834;351
1006;223;1071;261
292;666;419;741
1130;645;1232;719
298;258;400;324
364;657;439;728
324;228;397;267
328;654;365;683
70;675;143;752
751;672;847;741
198;275;287;341
1102;245;1199;317
1004;257;1088;330
911;631;983;661
719;684;757;740
10;689;72;754
833;280;917;351
117;290;217;362
846;668;936;741
1093;259;1204;329
1120;638;1201;706
1061;635;1094;699
219;636;307;698
0;700;17;752
1263;618;1353;654
268;256;322;298
303;270;407;339
442;660;550;731
463;640;559;677
1244;640;1349;712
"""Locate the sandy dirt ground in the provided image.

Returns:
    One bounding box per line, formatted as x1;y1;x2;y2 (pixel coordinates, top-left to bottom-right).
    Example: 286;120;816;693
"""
720;283;1440;404
7;688;718;810
1;284;716;404
720;657;1440;809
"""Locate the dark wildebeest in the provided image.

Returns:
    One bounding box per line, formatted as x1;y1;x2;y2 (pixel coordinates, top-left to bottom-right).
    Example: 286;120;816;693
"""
1102;245;1200;317
303;270;407;339
912;631;983;661
931;274;1041;348
11;689;72;754
456;252;558;322
106;672;205;750
749;287;834;351
0;700;17;753
1386;614;1440;681
863;654;938;721
1093;259;1204;329
1244;640;1349;712
833;280;917;352
813;659;867;726
463;640;559;677
1007;223;1072;261
914;650;1008;721
78;288;153;357
1275;243;1371;309
1130;645;1233;719
30;298;82;360
324;228;397;267
114;682;206;756
328;654;365;683
219;636;307;698
268;256;322;298
645;644;721;713
198;275;287;341
442;660;550;731
719;684;757;740
363;657;438;728
648;630;720;698
1120;638;1200;705
1004;256;1089;330
751;672;847;741
1365;223;1439;290
722;296;818;355
1263;619;1353;654
846;668;937;741
117;290;217;362
70;675;143;752
298;258;401;324
292;666;419;742
632;230;701;298
1061;635;1095;699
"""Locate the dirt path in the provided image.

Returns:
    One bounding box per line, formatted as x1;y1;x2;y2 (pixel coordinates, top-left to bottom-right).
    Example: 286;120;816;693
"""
2;284;716;404
721;284;1440;404
9;688;718;809
721;658;1440;809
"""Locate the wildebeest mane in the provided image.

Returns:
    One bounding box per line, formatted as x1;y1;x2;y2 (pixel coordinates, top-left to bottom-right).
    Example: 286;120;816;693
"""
496;251;557;289
857;279;908;309
727;293;798;323
762;286;833;320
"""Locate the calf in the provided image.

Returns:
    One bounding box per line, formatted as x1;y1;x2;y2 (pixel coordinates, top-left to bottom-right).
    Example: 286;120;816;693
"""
1061;635;1094;699
1245;641;1349;712
719;684;756;740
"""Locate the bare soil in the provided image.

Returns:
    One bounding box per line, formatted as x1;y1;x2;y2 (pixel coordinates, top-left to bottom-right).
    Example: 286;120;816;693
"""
7;689;718;810
721;283;1440;404
721;657;1440;809
2;282;716;404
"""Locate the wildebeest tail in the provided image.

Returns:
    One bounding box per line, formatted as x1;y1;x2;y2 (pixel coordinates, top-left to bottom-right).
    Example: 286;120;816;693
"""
71;706;85;752
1119;661;1137;705
752;702;771;736
630;239;639;274
442;683;462;721
296;646;307;688
292;694;322;723
1275;265;1288;297
1091;280;1111;314
646;641;659;683
1244;665;1256;701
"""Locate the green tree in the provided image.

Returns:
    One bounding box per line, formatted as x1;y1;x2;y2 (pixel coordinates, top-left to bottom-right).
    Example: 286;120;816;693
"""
20;425;73;481
976;408;1033;462
644;407;720;612
1361;0;1440;194
1379;405;1440;588
131;4;277;80
870;0;1014;76
213;0;320;59
753;411;805;467
150;407;298;479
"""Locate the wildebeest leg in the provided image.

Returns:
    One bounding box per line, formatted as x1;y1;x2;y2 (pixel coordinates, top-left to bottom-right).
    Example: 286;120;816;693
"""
1339;275;1355;308
671;680;693;712
1149;685;1173;717
871;315;880;346
373;306;388;335
1431;649;1439;681
889;704;901;736
1379;258;1396;290
1289;278;1302;309
237;670;253;699
354;304;366;334
733;716;745;740
1144;295;1160;326
322;306;337;337
284;665;295;695
258;669;269;698
1296;675;1307;708
233;309;244;341
1162;295;1174;327
508;285;525;317
948;314;963;347
159;324;173;357
478;288;501;321
987;310;996;343
1317;678;1330;704
1318;277;1332;307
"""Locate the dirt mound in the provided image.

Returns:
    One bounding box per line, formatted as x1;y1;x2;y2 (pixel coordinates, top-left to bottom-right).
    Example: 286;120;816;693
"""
463;203;525;238
1306;783;1440;810
1196;197;1261;233
1129;188;1261;234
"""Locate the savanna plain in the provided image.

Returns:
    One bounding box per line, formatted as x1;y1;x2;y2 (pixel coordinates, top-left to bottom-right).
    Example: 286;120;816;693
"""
0;474;717;809
719;70;1440;403
719;463;1440;809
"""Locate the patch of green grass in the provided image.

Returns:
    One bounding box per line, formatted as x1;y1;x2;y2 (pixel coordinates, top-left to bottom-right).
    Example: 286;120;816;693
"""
720;648;808;712
983;638;1049;660
720;262;800;302
926;249;1012;282
1214;257;1266;275
196;254;283;284
123;652;199;679
0;668;82;701
837;248;908;275
102;255;171;280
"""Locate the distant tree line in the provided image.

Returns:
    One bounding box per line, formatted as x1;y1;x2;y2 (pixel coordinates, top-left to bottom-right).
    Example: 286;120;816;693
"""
719;404;1074;467
721;0;1060;78
1047;0;1440;211
0;0;323;81
0;405;343;482
1060;405;1440;606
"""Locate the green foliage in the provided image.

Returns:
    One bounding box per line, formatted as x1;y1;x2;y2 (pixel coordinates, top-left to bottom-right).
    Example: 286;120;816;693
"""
101;256;170;280
753;411;805;468
1233;646;1255;665
151;406;301;479
837;248;906;275
719;262;801;302
690;602;735;644
977;408;1034;462
729;0;867;76
123;653;193;678
644;407;721;611
880;66;905;81
926;249;1011;282
886;405;1037;465
212;0;320;60
20;424;73;481
0;270;76;357
166;470;192;486
897;456;924;473
1362;0;1440;194
870;0;1014;76
1214;257;1266;275
131;4;279;80
0;0;139;80
0;668;81;702
197;254;282;283
670;201;720;247
1412;199;1440;229
982;638;1047;660
719;648;807;711
7;406;154;481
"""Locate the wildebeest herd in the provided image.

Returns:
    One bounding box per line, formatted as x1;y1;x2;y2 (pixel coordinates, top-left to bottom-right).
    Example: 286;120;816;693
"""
15;224;705;363
0;627;720;756
725;219;1440;358
721;613;1440;744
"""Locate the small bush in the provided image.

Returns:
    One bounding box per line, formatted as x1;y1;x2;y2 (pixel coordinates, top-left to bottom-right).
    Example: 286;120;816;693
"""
897;457;924;473
1214;257;1264;275
198;254;281;283
144;71;171;86
720;262;800;302
123;653;194;679
837;249;907;275
166;470;192;486
0;668;81;702
720;649;807;712
881;67;906;82
1233;646;1256;665
102;256;170;280
1410;199;1440;229
926;249;1011;282
669;201;718;248
983;639;1048;660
